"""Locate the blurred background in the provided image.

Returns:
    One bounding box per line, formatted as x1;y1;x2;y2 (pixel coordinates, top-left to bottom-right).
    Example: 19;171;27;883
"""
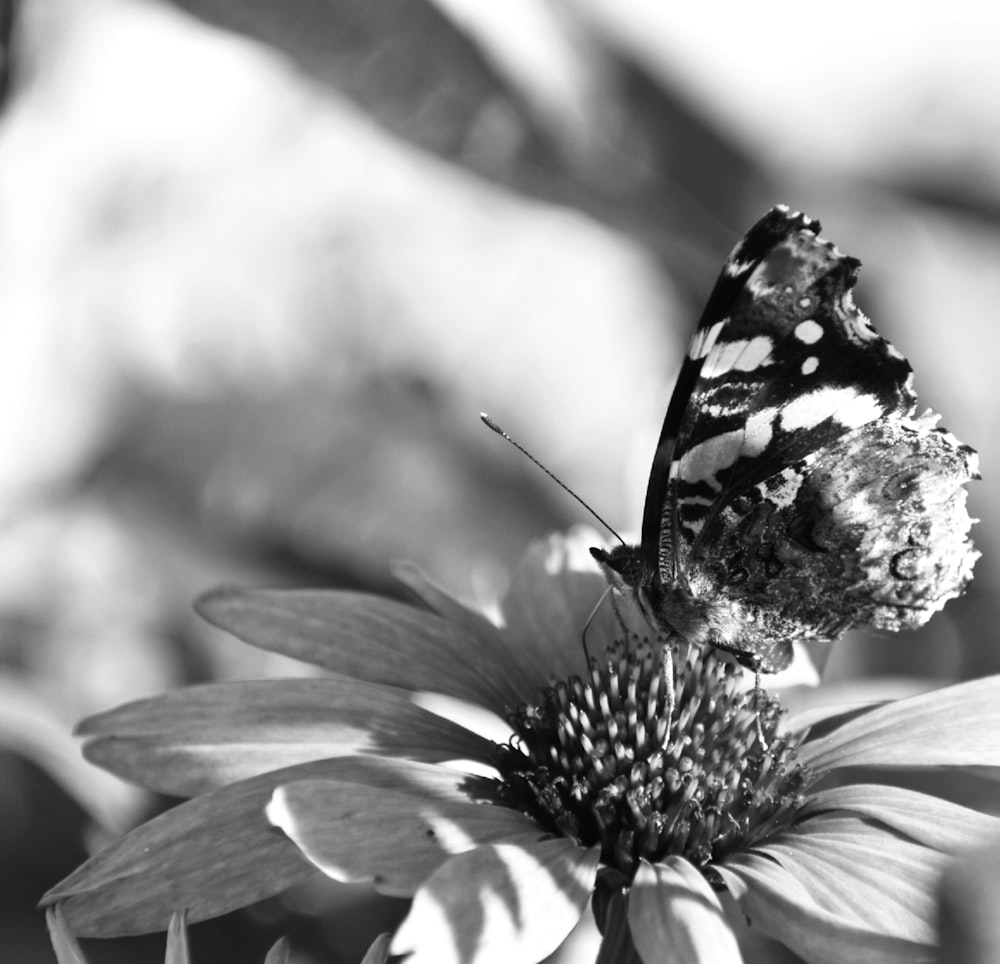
2;0;999;960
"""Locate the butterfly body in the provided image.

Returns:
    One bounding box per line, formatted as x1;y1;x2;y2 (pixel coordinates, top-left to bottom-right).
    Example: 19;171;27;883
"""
593;206;978;673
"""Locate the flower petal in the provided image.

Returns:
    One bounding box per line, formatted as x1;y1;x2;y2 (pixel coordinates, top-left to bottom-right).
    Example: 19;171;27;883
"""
392;562;505;649
785;701;885;734
359;933;391;964
78;677;494;797
267;778;542;897
41;756;498;937
392;561;543;700
165;910;190;964
784;676;938;732
499;531;625;684
748;814;944;943
798;675;1000;771
264;937;292;964
196;588;524;716
593;884;639;964
716;855;935;964
389;837;599;964
46;906;87;964
804;784;1000;852
628;857;744;964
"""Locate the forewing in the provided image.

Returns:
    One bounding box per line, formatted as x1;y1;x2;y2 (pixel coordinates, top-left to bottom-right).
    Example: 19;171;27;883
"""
646;206;915;579
639;207;822;567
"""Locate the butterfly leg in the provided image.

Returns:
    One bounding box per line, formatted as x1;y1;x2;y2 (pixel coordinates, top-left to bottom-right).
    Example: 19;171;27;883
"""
710;639;770;750
581;585;616;667
749;655;769;752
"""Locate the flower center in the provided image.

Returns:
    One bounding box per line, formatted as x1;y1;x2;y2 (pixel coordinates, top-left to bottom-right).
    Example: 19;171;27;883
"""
494;635;809;879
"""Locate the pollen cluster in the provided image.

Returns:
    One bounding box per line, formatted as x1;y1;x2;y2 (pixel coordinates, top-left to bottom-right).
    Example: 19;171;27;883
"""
495;637;809;879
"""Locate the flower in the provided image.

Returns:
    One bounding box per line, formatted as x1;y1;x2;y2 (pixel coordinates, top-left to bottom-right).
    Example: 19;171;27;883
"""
42;530;1000;963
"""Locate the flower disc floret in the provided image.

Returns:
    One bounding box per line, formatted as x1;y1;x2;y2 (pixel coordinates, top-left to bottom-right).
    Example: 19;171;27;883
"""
496;635;809;878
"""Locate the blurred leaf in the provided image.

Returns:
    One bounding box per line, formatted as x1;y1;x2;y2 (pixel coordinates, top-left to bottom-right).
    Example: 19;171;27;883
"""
1;0;774;618
0;672;144;832
163;0;768;285
886;177;1000;230
103;377;578;600
0;0;14;107
165;0;542;174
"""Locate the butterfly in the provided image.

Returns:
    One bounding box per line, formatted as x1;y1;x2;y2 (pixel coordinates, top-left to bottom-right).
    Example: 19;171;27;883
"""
591;206;978;674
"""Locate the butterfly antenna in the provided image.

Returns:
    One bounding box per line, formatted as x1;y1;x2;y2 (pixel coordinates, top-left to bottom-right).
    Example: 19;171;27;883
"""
480;413;626;546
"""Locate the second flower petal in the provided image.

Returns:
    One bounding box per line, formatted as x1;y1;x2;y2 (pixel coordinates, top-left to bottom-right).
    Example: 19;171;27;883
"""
79;677;495;797
717;854;935;964
267;773;544;897
390;838;600;964
196;588;526;716
628;857;744;964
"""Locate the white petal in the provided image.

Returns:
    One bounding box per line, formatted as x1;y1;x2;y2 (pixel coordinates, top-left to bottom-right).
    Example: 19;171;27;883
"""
42;756;495;937
267;778;541;896
80;676;494;797
390;838;599;964
165;911;190;964
717;854;934;964
196;588;524;717
752;816;942;942
263;937;292;964
798;675;1000;772
358;934;391;964
499;531;617;685
45;907;88;964
804;784;1000;852
628;858;744;964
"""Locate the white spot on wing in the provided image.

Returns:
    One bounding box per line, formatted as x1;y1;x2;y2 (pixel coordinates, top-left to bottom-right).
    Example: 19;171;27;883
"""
700;335;773;378
801;356;819;375
744;408;776;454
795;320;823;344
681;430;743;487
763;468;803;509
833;393;885;428
680;408;775;487
689;320;726;360
779;388;883;431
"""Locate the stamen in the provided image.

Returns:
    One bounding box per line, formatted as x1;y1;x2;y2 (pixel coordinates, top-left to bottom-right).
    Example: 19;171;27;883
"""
496;634;809;879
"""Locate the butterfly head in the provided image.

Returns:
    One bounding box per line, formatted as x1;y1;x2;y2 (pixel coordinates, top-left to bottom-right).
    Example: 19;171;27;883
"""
589;544;649;592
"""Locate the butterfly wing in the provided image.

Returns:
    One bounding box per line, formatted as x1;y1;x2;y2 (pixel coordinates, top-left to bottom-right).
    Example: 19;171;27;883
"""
638;208;819;571
642;206;915;584
697;412;978;651
597;205;977;673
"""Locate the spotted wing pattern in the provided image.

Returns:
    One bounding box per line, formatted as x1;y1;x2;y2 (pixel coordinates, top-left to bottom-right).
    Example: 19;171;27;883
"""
592;206;978;672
